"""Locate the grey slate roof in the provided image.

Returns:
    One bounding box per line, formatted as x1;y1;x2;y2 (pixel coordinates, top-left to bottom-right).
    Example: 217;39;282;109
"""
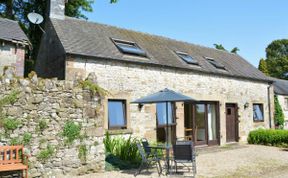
271;78;288;95
51;17;270;82
0;17;29;45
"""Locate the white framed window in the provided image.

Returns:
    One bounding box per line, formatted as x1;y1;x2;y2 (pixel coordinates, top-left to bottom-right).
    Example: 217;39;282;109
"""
253;104;264;122
108;99;127;129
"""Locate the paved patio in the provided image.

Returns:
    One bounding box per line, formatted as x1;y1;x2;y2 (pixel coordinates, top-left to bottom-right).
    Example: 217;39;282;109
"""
65;144;288;178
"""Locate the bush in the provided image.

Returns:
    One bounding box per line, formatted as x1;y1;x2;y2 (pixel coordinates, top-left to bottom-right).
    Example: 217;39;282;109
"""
22;132;32;145
62;121;81;144
3;117;21;132
103;132;141;170
0;90;20;106
37;144;54;162
274;96;284;128
79;80;109;96
10;138;21;145
38;120;48;132
248;129;288;147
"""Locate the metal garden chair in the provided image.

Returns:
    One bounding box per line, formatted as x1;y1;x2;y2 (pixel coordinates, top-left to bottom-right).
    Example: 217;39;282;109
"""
172;141;197;176
135;141;162;176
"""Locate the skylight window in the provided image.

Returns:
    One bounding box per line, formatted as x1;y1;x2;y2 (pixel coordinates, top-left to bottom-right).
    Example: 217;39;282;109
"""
112;38;147;57
176;51;199;65
205;57;226;70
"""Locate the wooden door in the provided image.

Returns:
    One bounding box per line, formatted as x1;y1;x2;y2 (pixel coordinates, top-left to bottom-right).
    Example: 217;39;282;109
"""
226;104;238;142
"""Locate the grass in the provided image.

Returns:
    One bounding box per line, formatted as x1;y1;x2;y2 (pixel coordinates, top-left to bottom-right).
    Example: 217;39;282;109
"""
78;144;88;163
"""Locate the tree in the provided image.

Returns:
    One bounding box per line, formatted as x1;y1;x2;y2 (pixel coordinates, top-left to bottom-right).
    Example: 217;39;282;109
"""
231;47;239;54
265;39;288;79
274;95;284;128
213;43;240;54
258;58;269;76
213;44;226;51
0;0;117;75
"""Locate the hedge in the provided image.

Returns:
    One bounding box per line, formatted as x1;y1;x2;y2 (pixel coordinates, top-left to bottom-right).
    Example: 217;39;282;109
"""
248;129;288;147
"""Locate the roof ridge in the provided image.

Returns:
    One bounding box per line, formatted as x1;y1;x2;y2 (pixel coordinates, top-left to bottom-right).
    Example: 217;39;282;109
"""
62;16;239;57
51;16;269;82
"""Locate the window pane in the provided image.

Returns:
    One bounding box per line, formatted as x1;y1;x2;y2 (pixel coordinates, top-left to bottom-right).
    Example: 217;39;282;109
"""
156;102;173;125
108;101;126;128
113;39;147;57
116;43;146;56
195;104;206;142
177;53;198;65
207;104;217;141
253;104;263;121
206;58;226;70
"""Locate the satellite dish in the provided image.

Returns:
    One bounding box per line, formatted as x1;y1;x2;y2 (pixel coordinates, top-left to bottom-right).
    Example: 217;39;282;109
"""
28;12;44;24
27;12;45;33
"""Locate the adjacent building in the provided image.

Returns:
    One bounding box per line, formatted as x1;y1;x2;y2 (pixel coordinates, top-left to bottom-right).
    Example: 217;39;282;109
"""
36;0;274;146
0;17;29;76
272;78;288;129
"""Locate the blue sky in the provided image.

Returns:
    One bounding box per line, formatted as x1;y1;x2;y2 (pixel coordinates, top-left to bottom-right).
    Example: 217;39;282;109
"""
83;0;288;67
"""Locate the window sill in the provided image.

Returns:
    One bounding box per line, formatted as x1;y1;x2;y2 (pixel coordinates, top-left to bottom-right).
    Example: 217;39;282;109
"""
107;128;133;135
253;120;264;123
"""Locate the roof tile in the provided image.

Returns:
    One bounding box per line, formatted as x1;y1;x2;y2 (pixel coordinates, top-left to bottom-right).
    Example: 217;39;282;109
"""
51;17;270;82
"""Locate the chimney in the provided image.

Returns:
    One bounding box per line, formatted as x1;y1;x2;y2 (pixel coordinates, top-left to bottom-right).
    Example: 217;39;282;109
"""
48;0;66;19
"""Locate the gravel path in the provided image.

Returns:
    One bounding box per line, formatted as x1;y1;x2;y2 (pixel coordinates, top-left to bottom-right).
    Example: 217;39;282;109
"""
63;144;288;178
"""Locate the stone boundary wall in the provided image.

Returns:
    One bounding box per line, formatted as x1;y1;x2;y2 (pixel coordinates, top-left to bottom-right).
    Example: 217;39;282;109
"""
0;67;105;177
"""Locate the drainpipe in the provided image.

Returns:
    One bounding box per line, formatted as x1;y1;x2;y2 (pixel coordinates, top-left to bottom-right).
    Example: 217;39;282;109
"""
267;83;272;128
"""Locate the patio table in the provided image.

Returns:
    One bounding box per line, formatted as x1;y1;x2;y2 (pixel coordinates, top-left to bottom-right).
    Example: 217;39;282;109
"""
146;145;173;175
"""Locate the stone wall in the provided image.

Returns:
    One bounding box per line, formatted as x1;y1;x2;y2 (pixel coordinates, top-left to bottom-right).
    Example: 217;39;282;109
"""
0;67;105;177
66;56;274;145
0;41;25;77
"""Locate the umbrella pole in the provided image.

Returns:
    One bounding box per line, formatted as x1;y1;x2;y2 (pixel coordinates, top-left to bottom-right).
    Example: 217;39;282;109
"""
166;101;169;174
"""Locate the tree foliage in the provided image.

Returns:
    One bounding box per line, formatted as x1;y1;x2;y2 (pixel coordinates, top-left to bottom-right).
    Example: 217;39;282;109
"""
213;44;226;51
213;43;240;54
274;95;284;128
265;39;288;79
258;58;269;76
0;0;117;75
230;47;239;54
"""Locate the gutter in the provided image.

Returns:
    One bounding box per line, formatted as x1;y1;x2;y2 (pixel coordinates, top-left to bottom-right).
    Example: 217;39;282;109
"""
267;82;273;128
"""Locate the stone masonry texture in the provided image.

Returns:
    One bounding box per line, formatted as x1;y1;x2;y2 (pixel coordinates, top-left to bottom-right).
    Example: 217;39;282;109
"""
0;42;25;77
0;67;105;178
66;56;274;145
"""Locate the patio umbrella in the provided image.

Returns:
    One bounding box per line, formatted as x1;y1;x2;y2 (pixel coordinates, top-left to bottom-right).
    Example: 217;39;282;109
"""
131;88;197;173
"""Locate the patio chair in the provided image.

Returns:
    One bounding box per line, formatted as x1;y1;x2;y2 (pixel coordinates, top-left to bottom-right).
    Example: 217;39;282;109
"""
141;138;152;156
141;138;163;158
172;141;196;176
135;142;162;176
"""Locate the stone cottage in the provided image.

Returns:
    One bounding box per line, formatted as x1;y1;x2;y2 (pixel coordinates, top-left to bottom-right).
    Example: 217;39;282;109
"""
272;78;288;129
0;17;29;77
36;0;274;146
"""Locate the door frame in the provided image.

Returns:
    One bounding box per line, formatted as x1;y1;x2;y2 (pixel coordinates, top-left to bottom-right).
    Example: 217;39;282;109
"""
225;103;239;142
191;101;220;146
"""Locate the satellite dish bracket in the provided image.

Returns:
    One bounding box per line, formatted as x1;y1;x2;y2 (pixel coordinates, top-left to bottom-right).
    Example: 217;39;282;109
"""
27;12;46;33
